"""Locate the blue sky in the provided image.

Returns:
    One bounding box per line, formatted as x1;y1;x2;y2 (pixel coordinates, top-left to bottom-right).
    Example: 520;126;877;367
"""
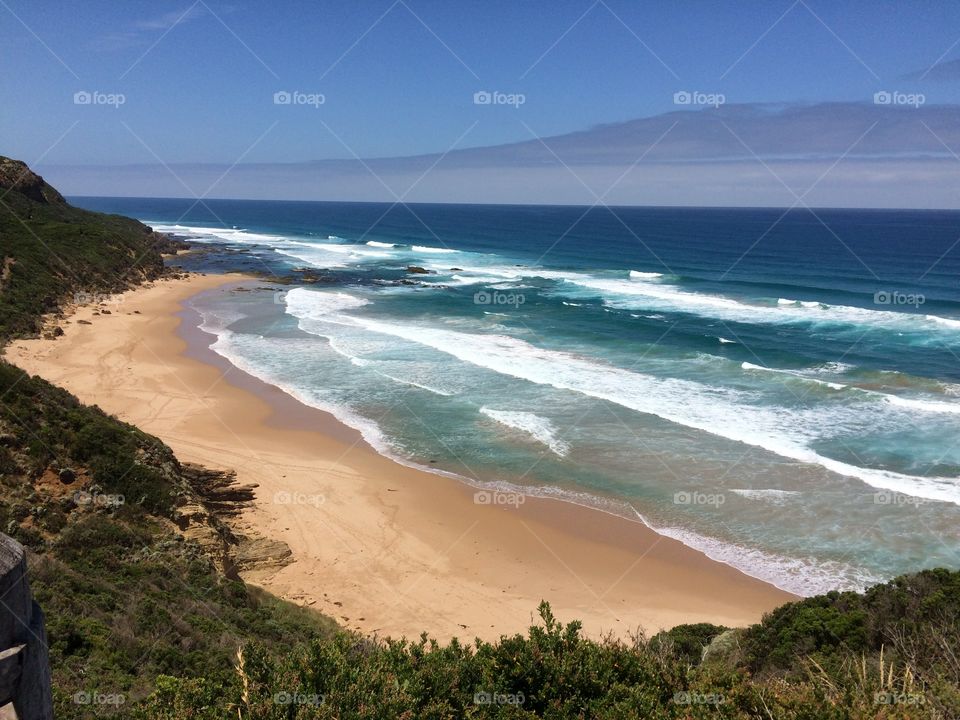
4;1;960;205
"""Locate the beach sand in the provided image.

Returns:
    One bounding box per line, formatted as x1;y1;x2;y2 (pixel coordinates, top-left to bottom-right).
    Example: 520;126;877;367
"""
5;272;795;641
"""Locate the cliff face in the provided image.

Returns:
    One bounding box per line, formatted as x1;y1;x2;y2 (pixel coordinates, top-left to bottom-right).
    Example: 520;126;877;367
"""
0;155;172;339
0;158;65;205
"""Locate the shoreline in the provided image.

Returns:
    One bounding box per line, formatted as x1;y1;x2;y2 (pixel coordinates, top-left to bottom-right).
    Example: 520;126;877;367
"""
5;272;795;641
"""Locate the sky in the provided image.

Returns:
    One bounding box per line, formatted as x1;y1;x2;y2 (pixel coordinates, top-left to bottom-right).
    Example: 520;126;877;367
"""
4;0;960;206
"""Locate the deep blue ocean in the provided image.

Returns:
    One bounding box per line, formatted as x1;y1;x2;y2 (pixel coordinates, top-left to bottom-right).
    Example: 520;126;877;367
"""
74;197;960;595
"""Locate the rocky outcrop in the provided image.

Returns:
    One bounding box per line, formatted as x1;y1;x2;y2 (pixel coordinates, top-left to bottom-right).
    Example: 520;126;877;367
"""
0;158;63;205
232;537;293;572
173;462;291;576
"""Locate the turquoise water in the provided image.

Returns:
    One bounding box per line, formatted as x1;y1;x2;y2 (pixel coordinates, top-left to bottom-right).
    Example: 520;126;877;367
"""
75;198;960;595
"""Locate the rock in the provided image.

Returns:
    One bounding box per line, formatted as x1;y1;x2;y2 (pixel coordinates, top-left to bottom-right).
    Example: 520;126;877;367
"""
51;327;63;337
232;537;293;571
77;319;92;325
57;468;75;485
406;266;433;274
100;309;111;315
450;267;463;271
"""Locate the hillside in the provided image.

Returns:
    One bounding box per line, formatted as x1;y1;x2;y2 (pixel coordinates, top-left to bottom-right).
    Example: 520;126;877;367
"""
0;157;958;718
0;156;184;339
0;156;338;717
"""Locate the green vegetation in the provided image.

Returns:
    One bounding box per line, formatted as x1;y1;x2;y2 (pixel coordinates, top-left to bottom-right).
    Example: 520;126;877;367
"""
138;584;960;718
0;363;338;719
0;156;177;339
0;156;958;717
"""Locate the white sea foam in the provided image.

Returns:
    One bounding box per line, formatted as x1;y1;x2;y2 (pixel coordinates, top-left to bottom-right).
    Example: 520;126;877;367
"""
741;362;960;412
371;372;455;396
878;394;960;414
284;287;960;505
729;488;802;505
629;270;664;280
926;314;960;328
548;273;960;334
447;274;514;286
366;240;396;248
148;223;287;245
741;362;847;390
717;337;737;344
778;298;823;308
411;245;457;253
633;511;886;596
480;407;570;456
814;361;854;374
203;328;394;457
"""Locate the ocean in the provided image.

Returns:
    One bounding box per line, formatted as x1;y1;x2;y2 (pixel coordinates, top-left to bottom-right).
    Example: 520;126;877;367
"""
74;197;960;596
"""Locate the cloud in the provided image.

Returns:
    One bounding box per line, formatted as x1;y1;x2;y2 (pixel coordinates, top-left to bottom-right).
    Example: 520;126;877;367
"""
901;57;960;82
89;4;208;51
134;5;208;32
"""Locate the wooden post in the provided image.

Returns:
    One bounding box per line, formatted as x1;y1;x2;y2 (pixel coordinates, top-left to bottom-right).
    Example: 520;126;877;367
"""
0;534;52;720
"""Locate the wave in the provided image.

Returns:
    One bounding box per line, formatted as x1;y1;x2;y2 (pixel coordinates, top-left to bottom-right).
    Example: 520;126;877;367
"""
480;407;570;457
411;245;457;254
740;362;960;414
370;371;455;397
741;362;847;390
926;315;960;329
202;328;395;459
148;223;287;245
633;511;886;595
876;392;960;414
729;488;802;505
547;273;960;336
284;288;960;505
158;222;960;338
778;298;823;308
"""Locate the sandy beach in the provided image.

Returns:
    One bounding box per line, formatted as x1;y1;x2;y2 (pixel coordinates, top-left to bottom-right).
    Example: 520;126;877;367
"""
5;272;794;641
